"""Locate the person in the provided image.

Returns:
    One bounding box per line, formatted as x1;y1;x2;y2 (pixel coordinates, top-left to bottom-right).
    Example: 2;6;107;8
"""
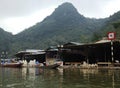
43;62;46;66
35;61;39;65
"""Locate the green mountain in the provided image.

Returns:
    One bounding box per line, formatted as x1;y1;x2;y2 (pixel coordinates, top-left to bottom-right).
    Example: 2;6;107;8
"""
0;28;12;56
92;11;120;41
13;3;106;49
0;2;120;57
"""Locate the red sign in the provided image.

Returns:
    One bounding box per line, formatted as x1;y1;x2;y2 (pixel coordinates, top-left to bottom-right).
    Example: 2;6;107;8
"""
107;32;116;40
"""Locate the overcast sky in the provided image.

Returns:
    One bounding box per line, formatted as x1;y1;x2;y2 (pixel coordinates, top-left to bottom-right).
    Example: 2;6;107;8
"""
0;0;120;34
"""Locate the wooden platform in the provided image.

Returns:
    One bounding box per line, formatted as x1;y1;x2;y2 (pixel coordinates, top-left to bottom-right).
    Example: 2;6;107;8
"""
97;62;113;67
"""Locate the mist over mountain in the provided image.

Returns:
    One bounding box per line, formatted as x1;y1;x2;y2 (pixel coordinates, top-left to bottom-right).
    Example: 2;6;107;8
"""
0;2;120;56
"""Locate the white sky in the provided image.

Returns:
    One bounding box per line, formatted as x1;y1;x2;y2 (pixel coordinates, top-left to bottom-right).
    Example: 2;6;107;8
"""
0;0;120;34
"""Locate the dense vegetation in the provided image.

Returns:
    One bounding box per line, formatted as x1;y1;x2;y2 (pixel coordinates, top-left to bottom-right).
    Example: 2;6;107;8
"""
0;2;120;57
0;28;13;57
92;11;120;41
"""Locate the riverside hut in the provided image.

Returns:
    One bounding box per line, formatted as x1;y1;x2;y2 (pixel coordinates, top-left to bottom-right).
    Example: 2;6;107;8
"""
15;49;45;66
59;39;120;67
46;46;63;65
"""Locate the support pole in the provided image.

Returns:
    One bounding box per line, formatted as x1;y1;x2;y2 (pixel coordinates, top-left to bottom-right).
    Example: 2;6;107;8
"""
111;40;114;64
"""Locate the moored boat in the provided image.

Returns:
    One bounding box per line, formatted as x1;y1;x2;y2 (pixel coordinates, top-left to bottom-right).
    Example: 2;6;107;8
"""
39;63;61;69
1;62;23;68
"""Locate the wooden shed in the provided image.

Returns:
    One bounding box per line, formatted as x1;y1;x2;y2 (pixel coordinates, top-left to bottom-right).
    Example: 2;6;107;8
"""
59;40;120;66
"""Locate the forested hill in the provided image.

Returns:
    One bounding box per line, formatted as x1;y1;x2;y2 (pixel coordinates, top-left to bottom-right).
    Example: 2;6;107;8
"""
92;11;120;41
0;2;120;56
13;2;106;50
0;28;12;54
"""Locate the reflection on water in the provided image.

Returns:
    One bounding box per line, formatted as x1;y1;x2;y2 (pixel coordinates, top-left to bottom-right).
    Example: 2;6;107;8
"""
0;67;120;88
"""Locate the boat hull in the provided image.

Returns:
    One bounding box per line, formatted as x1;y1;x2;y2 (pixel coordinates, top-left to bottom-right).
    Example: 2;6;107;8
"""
1;63;23;68
40;63;60;69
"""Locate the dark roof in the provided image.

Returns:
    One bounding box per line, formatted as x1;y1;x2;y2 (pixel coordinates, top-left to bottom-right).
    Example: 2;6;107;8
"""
15;50;45;57
62;40;120;49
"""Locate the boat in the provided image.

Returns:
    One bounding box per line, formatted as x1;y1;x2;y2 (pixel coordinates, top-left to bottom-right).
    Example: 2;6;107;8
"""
1;62;23;68
39;63;61;69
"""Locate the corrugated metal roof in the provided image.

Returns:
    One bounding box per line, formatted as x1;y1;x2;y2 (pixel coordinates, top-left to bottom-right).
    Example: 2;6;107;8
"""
95;39;111;43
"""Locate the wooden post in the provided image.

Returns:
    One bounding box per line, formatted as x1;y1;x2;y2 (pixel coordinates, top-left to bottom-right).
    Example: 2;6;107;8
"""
0;58;1;66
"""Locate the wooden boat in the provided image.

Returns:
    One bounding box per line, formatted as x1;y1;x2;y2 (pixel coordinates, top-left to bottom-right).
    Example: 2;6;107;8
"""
1;62;23;68
40;63;60;69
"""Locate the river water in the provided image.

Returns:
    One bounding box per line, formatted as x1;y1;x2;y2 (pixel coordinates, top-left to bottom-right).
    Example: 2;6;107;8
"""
0;67;120;88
